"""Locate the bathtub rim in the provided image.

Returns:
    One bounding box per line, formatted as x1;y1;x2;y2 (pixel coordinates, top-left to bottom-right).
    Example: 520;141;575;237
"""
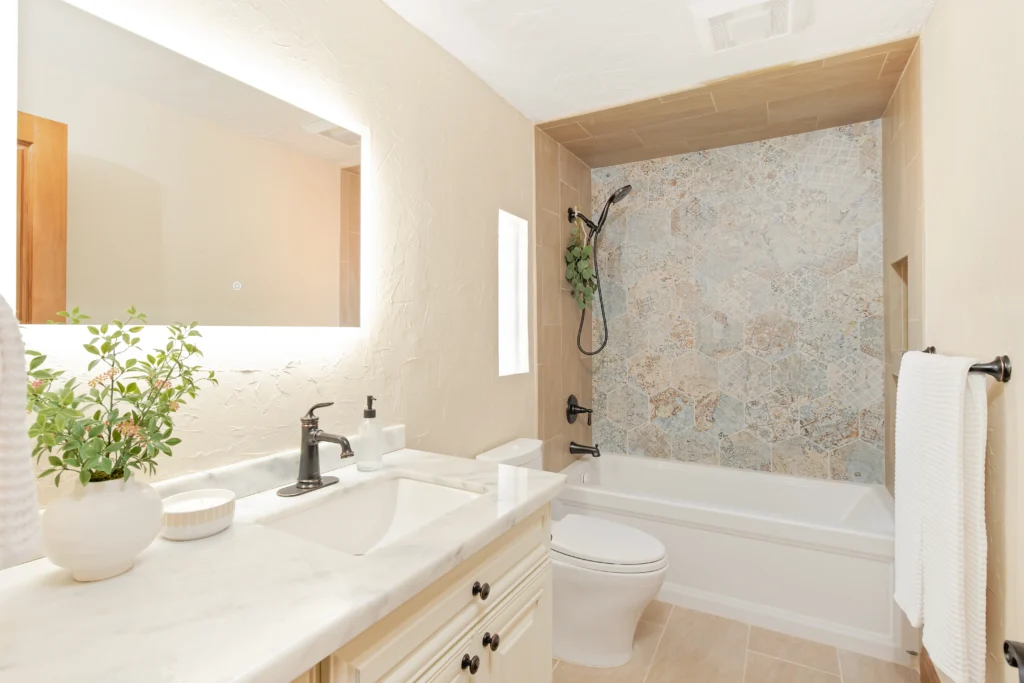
558;455;895;562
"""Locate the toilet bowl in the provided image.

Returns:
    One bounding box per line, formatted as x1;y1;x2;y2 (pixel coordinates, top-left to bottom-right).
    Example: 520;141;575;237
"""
476;440;668;668
550;514;668;667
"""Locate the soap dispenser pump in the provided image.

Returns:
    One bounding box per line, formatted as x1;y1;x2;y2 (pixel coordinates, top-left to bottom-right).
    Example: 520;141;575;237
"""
356;395;383;472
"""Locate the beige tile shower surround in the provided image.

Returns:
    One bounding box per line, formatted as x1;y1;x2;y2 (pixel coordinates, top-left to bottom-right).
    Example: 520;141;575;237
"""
880;42;923;496
590;123;884;482
536;129;594;472
552;602;917;683
2;0;536;505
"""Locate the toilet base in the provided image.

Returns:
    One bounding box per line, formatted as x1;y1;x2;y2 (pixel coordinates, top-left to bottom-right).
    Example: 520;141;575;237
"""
551;555;668;668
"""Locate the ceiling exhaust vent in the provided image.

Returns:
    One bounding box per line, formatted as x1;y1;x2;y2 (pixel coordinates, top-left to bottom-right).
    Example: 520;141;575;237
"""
302;119;361;147
690;0;808;52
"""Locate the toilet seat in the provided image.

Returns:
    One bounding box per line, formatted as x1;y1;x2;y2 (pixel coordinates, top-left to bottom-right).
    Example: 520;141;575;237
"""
551;514;668;574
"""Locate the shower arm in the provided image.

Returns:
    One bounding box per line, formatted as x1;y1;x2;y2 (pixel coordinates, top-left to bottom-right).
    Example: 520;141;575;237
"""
567;207;599;234
567;197;615;237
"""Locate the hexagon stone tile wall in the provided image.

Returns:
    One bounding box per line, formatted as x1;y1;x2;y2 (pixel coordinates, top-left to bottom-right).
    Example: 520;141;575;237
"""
718;351;771;401
650;387;695;434
591;121;883;484
721;431;771;472
607;385;650;430
672;351;719;400
696;311;744;359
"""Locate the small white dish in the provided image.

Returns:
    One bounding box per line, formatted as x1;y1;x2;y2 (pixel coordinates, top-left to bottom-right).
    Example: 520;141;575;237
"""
161;489;236;541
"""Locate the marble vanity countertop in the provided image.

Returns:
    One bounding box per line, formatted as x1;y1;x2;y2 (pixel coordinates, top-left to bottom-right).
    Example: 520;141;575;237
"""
0;449;565;683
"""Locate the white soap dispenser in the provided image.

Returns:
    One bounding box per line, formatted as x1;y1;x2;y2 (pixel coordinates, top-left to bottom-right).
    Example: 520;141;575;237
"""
356;395;383;472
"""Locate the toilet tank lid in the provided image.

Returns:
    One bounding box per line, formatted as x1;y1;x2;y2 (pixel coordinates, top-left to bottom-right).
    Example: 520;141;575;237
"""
475;438;543;466
552;514;666;566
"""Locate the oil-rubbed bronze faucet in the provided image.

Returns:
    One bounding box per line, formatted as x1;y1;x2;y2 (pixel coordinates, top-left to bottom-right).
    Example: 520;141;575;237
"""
277;402;355;497
569;442;601;458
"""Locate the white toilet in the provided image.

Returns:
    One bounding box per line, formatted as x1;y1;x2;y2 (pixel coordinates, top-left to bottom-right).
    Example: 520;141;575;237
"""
477;439;668;668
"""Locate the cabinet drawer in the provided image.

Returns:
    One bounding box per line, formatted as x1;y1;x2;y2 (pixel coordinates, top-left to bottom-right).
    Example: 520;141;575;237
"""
390;630;481;683
325;507;550;683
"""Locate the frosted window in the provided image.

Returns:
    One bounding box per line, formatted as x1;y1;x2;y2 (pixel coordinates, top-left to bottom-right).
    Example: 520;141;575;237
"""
498;210;529;376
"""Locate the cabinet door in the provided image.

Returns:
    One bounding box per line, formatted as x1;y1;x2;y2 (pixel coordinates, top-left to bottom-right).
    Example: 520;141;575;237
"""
481;565;552;683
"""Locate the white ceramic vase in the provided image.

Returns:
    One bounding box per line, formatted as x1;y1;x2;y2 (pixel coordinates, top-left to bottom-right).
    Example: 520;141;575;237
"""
42;477;162;581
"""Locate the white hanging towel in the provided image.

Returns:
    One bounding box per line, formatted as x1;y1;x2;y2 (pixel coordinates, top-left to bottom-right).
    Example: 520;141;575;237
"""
0;294;41;569
893;350;929;627
894;350;987;683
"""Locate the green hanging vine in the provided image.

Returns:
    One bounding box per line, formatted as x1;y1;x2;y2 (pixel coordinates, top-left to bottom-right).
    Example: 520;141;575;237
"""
564;211;595;310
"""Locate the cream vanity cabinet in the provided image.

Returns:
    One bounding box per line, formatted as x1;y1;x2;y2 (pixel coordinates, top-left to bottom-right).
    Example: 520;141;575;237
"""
313;507;553;683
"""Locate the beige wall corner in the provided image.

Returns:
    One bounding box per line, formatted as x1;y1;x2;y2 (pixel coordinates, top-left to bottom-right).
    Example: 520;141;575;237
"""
915;0;1024;679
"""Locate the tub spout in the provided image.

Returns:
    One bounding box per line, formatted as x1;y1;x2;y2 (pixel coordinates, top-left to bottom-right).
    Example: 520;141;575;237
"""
569;441;601;458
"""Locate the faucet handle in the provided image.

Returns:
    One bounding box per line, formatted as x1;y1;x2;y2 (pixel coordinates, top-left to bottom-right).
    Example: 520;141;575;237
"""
304;402;335;420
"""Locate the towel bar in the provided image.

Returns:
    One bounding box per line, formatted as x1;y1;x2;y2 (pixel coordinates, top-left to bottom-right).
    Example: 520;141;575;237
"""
921;347;1012;383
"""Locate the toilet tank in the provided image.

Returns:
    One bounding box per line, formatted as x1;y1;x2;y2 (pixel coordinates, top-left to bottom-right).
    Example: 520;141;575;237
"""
476;438;543;470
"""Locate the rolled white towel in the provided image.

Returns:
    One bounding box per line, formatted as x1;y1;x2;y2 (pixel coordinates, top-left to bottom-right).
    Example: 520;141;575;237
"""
0;294;41;569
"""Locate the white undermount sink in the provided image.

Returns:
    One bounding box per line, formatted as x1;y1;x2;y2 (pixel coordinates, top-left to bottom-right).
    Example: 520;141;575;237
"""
260;474;482;556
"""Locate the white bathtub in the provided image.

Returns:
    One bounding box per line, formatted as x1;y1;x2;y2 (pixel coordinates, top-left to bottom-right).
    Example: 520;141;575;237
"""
554;454;918;664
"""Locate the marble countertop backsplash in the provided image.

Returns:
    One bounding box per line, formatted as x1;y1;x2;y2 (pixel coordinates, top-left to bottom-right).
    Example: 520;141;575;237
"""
0;433;564;683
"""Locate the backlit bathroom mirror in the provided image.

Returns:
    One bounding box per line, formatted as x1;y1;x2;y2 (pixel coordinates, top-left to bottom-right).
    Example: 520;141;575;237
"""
16;0;362;327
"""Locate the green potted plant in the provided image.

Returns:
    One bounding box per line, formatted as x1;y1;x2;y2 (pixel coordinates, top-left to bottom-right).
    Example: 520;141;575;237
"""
26;307;216;581
564;219;596;310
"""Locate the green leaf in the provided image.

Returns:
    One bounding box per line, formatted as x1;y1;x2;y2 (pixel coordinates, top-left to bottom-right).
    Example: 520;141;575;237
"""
83;344;99;355
165;437;181;446
48;455;62;467
79;470;90;486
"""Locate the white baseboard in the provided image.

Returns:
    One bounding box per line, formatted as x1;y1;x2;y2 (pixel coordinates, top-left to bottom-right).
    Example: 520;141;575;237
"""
658;581;915;667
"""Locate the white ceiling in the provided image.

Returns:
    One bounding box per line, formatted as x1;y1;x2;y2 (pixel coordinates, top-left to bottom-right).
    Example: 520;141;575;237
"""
379;0;935;122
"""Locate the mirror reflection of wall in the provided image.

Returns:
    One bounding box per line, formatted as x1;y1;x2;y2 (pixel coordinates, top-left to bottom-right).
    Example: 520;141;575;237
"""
16;0;361;327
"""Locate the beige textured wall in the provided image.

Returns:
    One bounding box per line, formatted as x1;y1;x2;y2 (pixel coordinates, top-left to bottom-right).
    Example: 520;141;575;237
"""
20;60;345;327
535;129;593;472
880;43;924;495
3;0;537;504
917;0;1024;679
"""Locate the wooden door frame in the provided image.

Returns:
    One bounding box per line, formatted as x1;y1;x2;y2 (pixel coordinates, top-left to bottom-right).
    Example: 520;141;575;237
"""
17;111;68;323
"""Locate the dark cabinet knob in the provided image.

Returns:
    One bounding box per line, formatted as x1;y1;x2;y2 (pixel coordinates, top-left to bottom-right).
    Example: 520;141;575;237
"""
482;632;500;651
461;654;480;674
472;581;491;600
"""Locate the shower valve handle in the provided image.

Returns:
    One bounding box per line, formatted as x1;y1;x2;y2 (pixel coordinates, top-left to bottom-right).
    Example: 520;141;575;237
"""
566;395;593;425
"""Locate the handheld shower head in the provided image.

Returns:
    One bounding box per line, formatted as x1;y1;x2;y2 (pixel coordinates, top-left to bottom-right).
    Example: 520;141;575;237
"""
564;184;632;357
595;185;632;232
610;185;632;204
567;185;633;234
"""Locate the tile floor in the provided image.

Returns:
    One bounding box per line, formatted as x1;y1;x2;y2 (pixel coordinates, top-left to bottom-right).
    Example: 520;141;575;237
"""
551;602;918;683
